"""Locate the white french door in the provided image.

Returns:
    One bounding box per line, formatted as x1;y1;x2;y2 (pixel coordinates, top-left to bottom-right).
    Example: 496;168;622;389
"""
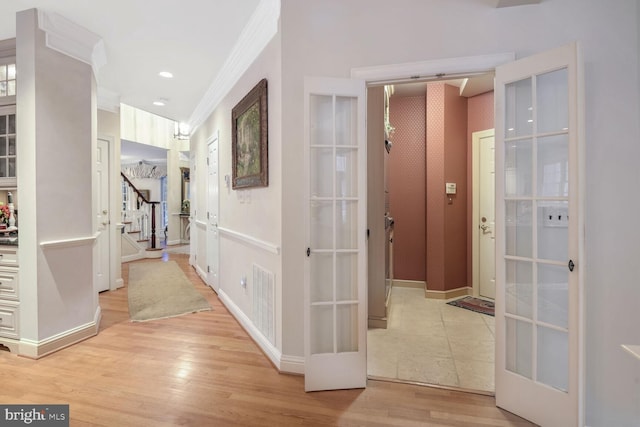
304;76;367;392
495;43;583;426
207;132;220;293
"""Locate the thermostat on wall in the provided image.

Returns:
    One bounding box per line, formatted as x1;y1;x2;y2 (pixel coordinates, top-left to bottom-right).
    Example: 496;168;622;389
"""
445;182;457;195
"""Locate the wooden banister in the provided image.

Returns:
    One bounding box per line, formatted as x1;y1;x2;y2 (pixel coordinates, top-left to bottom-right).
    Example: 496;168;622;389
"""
121;172;160;249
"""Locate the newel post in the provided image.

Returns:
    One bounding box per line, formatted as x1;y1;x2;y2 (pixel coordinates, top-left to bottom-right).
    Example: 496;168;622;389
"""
150;203;157;249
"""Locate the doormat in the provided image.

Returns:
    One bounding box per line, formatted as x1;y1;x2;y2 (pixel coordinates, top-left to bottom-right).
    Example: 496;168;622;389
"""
447;296;494;316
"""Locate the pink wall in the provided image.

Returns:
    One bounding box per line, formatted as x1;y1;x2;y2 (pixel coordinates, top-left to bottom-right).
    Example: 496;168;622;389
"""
443;84;468;290
388;96;426;281
466;91;494;288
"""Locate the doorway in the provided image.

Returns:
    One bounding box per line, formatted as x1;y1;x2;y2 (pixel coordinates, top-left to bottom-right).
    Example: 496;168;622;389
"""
366;77;497;393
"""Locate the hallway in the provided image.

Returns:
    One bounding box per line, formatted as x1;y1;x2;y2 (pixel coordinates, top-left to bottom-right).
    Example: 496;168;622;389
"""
368;286;495;393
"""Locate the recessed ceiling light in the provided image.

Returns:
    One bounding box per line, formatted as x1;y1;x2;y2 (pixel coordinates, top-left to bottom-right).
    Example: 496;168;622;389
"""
153;100;166;106
159;71;173;79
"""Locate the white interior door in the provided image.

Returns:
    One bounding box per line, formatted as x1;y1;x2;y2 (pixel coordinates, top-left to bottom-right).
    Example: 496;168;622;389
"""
495;42;582;426
96;138;110;292
478;130;496;300
304;76;367;392
207;132;220;292
189;151;197;267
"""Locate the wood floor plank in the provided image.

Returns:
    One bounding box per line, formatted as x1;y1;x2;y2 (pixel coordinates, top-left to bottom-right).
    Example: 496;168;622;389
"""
0;254;535;426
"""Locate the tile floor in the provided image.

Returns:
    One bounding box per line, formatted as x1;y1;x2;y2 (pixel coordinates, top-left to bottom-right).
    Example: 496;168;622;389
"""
367;286;496;392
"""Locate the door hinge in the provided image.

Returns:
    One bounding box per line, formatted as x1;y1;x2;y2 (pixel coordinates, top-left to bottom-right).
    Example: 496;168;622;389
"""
367;229;370;239
207;157;210;166
207;211;210;219
306;247;311;257
568;259;575;272
207;265;210;273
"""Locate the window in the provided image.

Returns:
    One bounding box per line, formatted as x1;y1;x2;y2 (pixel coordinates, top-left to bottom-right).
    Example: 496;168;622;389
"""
0;62;16;98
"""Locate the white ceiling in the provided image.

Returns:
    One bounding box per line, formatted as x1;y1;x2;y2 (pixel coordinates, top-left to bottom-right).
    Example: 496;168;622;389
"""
0;0;261;123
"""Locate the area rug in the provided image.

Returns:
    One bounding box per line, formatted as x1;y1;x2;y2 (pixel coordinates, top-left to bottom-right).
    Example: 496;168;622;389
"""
447;296;494;316
127;260;212;322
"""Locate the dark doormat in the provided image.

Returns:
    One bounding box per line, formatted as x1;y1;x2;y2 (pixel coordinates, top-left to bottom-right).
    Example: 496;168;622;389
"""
447;296;494;316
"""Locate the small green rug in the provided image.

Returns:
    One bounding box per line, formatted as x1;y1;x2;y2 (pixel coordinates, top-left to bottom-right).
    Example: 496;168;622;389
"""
127;260;212;322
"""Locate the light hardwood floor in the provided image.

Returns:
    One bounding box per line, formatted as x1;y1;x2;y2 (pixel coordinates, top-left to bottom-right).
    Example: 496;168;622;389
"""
0;254;534;426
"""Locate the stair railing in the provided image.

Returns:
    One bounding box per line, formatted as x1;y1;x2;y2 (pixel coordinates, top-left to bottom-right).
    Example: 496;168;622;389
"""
121;172;160;249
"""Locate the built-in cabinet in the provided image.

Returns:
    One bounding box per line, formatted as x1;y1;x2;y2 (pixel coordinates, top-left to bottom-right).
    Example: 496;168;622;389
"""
0;245;19;352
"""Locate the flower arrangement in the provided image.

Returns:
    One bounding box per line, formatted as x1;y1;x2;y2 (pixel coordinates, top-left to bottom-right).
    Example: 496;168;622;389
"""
0;205;10;225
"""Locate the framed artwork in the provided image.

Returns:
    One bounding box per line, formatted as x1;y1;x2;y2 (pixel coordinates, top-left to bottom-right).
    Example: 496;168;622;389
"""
232;78;268;189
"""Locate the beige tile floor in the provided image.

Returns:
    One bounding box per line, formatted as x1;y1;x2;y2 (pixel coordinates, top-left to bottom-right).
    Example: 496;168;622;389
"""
367;286;496;392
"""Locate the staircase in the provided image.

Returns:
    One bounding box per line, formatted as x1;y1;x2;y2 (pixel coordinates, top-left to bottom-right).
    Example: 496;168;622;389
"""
121;172;163;260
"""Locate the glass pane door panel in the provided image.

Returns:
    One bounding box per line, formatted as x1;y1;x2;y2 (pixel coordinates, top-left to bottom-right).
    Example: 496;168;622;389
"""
311;253;333;303
8;115;14;133
0;115;5;134
506;317;532;379
0;159;6;177
335;96;357;146
538;134;569;197
505;139;533;197
537;326;569;391
311;305;334;354
310;95;333;146
537;68;568;133
8;158;14;177
0;136;5;156
537;201;568;261
505;78;533;138
537;264;569;328
336;148;358;197
8;136;15;156
311;148;333;197
0;82;5;97
336;304;358;352
0;66;5;80
335;201;358;249
311;201;333;249
505;260;533;319
505;200;533;257
7;81;15;96
336;253;358;300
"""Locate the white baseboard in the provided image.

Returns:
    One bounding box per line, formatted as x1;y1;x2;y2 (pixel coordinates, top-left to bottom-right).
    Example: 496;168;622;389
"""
394;279;426;289
196;265;207;283
425;286;471;300
19;308;100;359
217;288;285;372
113;278;124;290
280;354;305;375
122;253;145;263
166;239;181;246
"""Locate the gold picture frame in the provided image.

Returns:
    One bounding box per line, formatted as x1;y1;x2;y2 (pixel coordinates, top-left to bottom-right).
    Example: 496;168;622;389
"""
232;78;268;189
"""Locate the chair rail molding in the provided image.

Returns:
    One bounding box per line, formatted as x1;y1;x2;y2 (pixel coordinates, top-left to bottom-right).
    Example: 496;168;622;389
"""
218;226;280;255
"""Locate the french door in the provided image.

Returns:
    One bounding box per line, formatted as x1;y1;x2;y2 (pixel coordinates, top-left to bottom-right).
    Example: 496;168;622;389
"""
495;42;583;426
304;76;367;392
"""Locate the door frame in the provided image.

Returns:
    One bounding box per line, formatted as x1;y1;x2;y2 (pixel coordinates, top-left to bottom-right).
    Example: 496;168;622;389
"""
350;50;584;425
472;128;495;299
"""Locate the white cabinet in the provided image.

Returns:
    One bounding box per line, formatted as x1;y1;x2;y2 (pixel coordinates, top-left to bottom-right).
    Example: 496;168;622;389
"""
0;246;18;350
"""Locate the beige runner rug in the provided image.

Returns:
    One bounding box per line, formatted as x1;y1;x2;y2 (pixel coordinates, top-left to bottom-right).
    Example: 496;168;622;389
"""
127;260;212;322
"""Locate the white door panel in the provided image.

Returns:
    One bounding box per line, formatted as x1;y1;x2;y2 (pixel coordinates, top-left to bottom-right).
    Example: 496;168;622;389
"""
207;132;220;292
96;139;110;292
495;42;582;426
304;77;367;392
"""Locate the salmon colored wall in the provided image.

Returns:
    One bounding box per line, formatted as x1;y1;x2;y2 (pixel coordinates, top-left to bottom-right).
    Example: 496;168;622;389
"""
425;84;446;291
466;91;494;288
443;84;468;290
388;96;426;281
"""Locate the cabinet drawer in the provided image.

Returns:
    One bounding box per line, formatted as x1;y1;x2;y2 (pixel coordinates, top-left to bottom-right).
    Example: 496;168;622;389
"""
0;268;18;300
0;248;18;267
0;303;18;339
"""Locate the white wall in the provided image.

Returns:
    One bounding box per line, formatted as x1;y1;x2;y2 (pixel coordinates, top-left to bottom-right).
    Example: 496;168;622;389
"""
17;8;97;342
192;32;283;354
280;0;640;424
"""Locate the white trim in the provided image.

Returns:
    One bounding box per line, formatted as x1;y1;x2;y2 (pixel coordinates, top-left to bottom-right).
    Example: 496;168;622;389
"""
40;233;98;249
280;354;305;375
19;308;100;359
218;227;280;255
350;52;514;84
97;87;120;113
37;10;106;77
188;0;280;132
195;220;207;229
218;288;285;370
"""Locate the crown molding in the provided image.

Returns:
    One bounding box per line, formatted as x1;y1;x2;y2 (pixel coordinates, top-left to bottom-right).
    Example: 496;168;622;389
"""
97;86;121;113
37;10;107;77
188;0;280;133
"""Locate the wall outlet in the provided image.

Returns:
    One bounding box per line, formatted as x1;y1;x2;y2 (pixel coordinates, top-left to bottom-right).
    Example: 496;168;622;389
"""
543;206;569;228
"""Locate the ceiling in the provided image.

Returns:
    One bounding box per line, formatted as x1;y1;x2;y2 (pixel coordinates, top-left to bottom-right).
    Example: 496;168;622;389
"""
0;0;261;123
